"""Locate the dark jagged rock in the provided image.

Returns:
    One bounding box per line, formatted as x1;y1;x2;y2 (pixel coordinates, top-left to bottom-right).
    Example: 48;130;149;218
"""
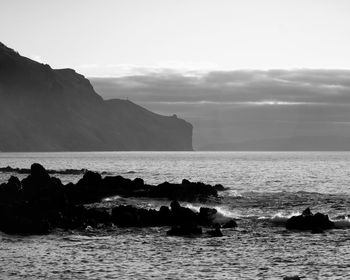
70;172;219;203
0;166;89;175
206;224;223;237
147;180;218;201
0;163;100;234
222;219;238;228
286;208;335;231
198;207;218;225
198;207;237;228
213;184;227;191
111;205;169;227
0;163;226;235
283;276;301;280
167;224;203;237
0;42;193;152
111;200;236;233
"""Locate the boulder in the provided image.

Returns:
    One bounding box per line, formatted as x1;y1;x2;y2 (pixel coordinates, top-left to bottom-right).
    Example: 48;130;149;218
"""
206;224;223;237
283;276;301;280
167;224;203;237
198;207;218;225
286;208;334;231
222;219;237;228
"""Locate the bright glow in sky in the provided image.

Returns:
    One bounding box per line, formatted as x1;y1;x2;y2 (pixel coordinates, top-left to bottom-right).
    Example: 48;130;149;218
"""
1;0;350;76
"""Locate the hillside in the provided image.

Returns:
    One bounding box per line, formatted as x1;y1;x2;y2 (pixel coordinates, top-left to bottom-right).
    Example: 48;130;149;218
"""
0;42;193;151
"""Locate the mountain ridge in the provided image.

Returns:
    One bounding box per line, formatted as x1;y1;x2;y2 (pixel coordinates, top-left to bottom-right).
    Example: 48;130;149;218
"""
0;42;193;151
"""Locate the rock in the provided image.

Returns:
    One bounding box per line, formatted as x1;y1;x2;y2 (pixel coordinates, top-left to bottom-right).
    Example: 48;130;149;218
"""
159;205;171;224
207;224;223;237
311;227;324;234
0;176;21;202
111;205;142;227
149;180;218;201
286;208;334;231
198;207;218;225
170;200;181;211
110;200;236;231
0;163;226;235
302;207;312;216
170;200;197;225
213;184;226;191
30;163;51;182
222;219;237;228
167;224;202;237
198;207;237;227
86;208;112;227
74;174;218;203
0;164;85;234
283;276;301;280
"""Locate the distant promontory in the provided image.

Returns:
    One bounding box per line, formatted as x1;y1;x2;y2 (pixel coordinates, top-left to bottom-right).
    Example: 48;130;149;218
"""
0;42;193;151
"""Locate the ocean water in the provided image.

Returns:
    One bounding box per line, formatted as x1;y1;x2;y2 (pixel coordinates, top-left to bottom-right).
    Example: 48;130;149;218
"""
1;151;350;279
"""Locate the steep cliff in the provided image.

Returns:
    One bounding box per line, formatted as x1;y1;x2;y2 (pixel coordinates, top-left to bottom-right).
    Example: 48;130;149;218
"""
0;42;193;151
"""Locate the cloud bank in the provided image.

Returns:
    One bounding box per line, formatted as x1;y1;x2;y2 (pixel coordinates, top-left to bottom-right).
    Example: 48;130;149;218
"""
90;69;350;150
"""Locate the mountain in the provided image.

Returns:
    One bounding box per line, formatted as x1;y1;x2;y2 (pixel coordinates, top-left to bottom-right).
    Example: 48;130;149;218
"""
0;42;193;151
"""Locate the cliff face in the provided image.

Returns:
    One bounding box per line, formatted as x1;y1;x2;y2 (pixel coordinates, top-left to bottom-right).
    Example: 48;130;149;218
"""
0;42;193;151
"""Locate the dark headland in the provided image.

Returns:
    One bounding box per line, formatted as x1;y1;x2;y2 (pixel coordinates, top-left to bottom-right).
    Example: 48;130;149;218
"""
0;42;193;151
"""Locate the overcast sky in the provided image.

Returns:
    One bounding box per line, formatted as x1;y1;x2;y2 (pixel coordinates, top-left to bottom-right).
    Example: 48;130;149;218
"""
91;69;350;149
1;0;350;75
2;0;350;149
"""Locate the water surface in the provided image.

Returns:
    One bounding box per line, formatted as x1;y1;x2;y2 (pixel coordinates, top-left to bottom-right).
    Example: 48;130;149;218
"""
1;152;350;279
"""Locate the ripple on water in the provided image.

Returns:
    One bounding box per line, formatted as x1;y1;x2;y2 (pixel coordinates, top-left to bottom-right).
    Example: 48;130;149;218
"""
1;223;350;279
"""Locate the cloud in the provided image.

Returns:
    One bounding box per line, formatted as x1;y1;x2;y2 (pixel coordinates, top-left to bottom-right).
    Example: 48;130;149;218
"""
90;69;350;150
90;69;350;104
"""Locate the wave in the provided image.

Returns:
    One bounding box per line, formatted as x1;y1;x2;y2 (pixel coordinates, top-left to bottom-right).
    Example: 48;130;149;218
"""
257;212;301;225
258;212;350;228
184;203;239;219
333;216;350;228
221;189;243;198
124;171;136;174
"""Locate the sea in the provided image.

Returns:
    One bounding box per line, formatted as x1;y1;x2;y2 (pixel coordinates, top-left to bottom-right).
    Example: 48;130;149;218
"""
0;151;349;279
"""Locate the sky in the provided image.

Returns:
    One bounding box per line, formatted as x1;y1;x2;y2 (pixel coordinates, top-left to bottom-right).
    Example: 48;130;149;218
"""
1;0;350;75
91;69;350;149
2;0;350;149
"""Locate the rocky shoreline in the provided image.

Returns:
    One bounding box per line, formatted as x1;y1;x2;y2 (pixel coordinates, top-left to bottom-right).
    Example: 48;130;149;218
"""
0;163;227;235
0;163;337;236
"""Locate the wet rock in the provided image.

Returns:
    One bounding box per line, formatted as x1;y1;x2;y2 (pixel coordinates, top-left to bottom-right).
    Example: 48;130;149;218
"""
213;184;226;191
31;163;51;182
283;276;301;280
198;207;237;228
207;224;223;237
222;219;237;228
0;163;226;235
0;163;84;234
110;200;236;231
86;208;112;227
286;208;334;231
167;224;203;237
311;227;324;234
0;165;88;175
148;180;218;201
170;200;197;225
198;207;218;225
